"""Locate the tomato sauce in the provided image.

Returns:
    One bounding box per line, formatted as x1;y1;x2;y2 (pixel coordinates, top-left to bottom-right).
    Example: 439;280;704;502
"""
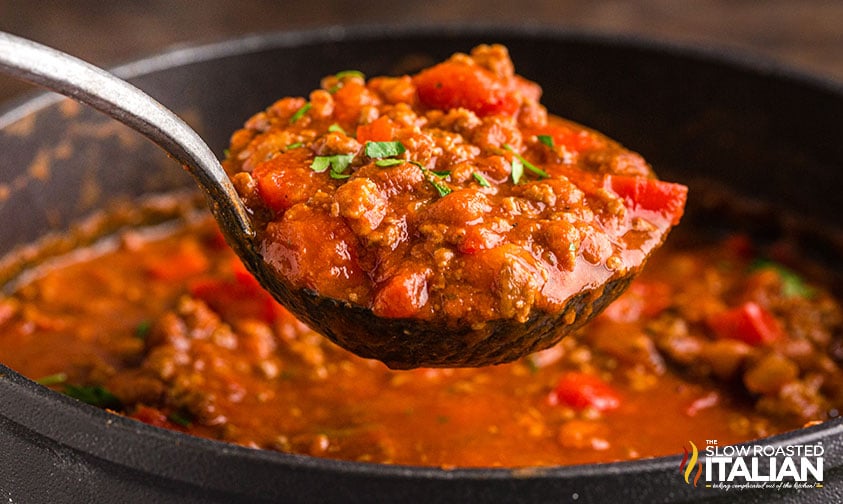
0;215;840;467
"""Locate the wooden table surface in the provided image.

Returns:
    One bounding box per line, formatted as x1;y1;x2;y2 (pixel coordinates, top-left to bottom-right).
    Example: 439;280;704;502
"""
0;0;841;103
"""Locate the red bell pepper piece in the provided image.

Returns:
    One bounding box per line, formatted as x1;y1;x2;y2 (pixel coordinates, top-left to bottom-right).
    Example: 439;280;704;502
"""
707;301;784;346
131;405;171;429
189;258;282;324
605;175;688;226
550;371;621;412
601;280;672;323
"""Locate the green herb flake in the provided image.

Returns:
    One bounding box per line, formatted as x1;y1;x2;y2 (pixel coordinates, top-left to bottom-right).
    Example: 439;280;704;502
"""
408;161;450;197
750;259;816;299
375;158;404;167
168;410;193;427
510;157;524;184
135;320;151;340
289;102;311;124
310;156;332;173
430;170;451;178
311;154;354;177
473;172;491;187
222;148;231;159
537;134;555;149
524;356;540;375
503;144;549;179
329;154;354;174
365;141;406;159
285;142;304;150
327;123;346;135
428;178;452;197
63;384;122;410
335;70;366;80
36;372;68;386
328;70;366;93
329;171;352;179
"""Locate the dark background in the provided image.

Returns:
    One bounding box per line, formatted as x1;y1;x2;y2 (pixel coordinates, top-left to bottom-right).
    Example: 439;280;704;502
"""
0;0;841;106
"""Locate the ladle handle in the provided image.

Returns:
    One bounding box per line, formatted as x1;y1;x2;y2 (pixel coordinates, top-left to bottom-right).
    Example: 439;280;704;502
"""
0;31;254;239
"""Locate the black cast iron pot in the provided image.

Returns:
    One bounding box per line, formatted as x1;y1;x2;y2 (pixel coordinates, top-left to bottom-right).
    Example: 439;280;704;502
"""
1;25;842;504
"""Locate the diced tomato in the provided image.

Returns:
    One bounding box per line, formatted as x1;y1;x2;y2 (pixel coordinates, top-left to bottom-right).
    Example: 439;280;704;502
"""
263;207;368;302
356;116;394;143
332;80;380;127
550;372;621;412
131;405;171;429
707;302;784;346
145;240;209;281
532;123;600;153
413;61;520;117
601;280;672;323
457;226;504;255
372;271;429;318
605;175;688;226
189;261;282;324
254;148;322;213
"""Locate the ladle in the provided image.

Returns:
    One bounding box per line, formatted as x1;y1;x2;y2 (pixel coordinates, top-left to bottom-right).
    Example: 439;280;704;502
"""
0;31;642;368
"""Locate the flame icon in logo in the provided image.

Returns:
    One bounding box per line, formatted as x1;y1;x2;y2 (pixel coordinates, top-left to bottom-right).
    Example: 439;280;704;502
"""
679;441;703;487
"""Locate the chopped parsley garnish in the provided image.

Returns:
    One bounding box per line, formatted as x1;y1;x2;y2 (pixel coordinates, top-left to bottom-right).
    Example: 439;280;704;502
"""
328;70;366;93
750;259;816;299
537;134;555;149
310;157;332;173
328;123;346;134
473;172;491;187
285;142;304;150
503;144;549;179
311;154;354;177
36;372;68;386
524;356;541;375
63;384;122;410
375;158;404;167
335;70;365;80
365;141;406;159
135;319;151;340
429;179;452;197
289;102;311;124
510;156;524;184
409;161;451;197
168;410;194;427
330;171;352;179
37;375;121;410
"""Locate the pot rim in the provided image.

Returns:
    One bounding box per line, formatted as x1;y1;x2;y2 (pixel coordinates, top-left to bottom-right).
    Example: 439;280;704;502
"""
2;22;841;129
